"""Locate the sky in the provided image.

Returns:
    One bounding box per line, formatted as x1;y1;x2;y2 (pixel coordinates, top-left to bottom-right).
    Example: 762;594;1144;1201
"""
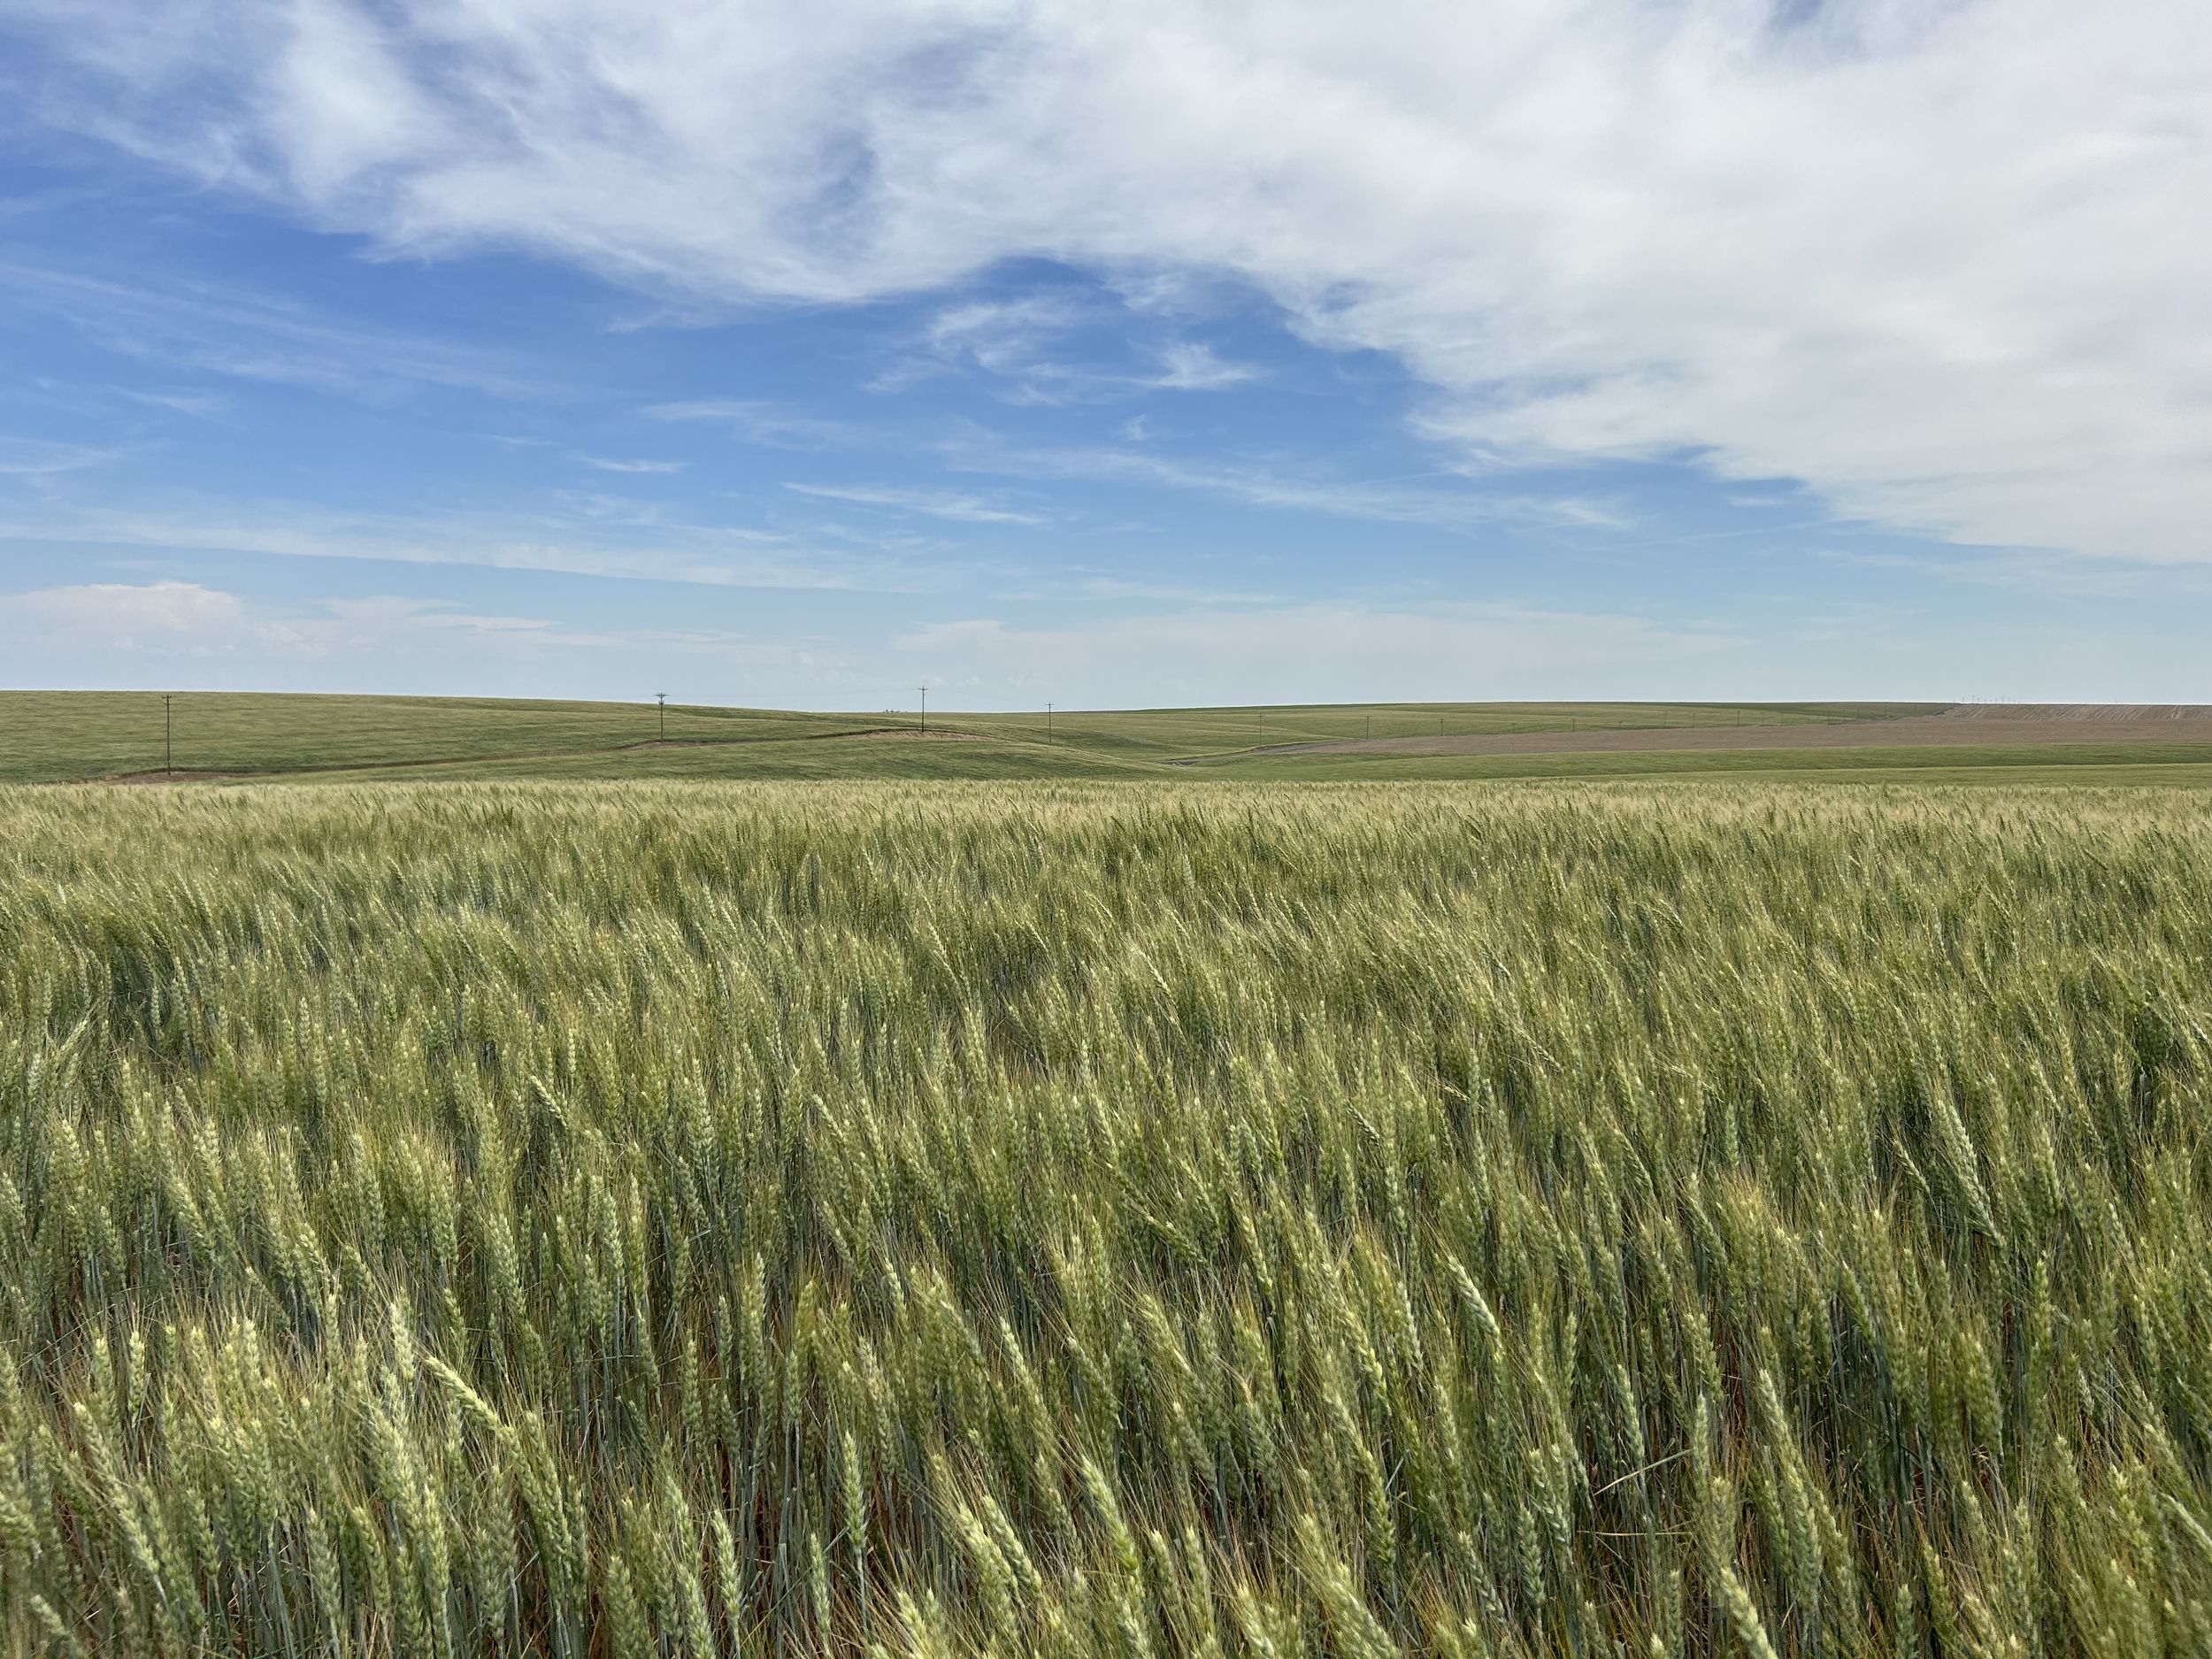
0;0;2207;710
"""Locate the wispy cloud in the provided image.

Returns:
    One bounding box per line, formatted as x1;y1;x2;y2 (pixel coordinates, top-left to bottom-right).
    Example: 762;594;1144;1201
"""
17;0;2203;562
580;456;687;474
0;580;823;667
116;388;233;419
784;481;1042;526
889;294;1114;403
0;492;935;591
926;295;1093;371
878;296;1259;403
1148;342;1257;392
1061;573;1278;605
0;261;555;400
0;434;116;475
641;399;864;449
944;436;1627;532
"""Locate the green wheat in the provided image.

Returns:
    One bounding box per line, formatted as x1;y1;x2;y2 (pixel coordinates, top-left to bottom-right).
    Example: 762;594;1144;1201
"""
0;780;2206;1656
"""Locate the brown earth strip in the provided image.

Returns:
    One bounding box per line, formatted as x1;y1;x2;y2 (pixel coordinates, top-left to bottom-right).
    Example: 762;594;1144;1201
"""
1262;712;2212;759
1932;703;2212;722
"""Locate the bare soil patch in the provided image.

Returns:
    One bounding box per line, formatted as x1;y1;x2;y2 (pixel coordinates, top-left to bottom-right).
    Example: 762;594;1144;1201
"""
1932;703;2212;722
1267;708;2212;760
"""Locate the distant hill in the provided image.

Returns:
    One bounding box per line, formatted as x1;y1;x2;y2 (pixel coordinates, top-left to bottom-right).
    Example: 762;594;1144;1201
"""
4;691;2208;785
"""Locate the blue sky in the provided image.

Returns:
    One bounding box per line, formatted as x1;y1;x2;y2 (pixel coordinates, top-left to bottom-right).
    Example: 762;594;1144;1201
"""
2;0;2207;710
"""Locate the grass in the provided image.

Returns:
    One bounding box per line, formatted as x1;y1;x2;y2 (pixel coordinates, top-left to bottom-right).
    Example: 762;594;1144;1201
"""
0;692;880;783
2;779;2209;1655
1187;740;2212;783
379;735;1164;782
0;692;1950;785
11;690;2191;786
949;701;1930;761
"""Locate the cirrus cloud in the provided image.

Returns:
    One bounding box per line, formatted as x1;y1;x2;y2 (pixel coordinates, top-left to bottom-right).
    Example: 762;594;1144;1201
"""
6;0;2208;562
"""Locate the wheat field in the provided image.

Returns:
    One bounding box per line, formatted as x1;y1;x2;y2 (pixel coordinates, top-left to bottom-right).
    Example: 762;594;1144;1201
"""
2;781;2208;1657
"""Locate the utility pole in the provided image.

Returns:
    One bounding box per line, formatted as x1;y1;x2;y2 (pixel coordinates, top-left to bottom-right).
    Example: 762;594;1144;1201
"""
918;687;927;734
165;694;173;776
1047;703;1054;745
656;692;667;741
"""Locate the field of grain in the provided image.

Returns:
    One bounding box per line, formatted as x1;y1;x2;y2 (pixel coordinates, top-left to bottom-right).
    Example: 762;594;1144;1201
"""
0;693;881;785
0;693;1943;785
13;694;2212;787
4;781;2210;1656
1249;706;2212;761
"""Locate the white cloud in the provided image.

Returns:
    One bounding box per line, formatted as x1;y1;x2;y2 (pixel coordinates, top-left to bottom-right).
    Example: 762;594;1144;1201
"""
1066;573;1277;604
862;294;1108;402
883;298;1257;401
898;602;1735;704
10;0;2208;560
641;399;864;449
580;456;688;473
0;261;550;399
0;580;817;668
263;596;803;660
0;435;114;475
0;493;928;589
926;295;1093;375
784;481;1043;525
944;436;1626;530
117;388;233;419
0;580;250;649
1149;342;1256;392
